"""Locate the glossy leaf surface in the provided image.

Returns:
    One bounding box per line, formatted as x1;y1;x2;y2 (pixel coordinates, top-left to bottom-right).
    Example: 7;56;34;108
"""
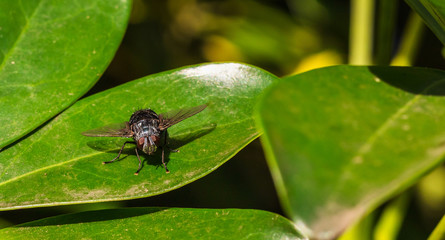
0;63;277;210
0;0;131;148
257;65;445;239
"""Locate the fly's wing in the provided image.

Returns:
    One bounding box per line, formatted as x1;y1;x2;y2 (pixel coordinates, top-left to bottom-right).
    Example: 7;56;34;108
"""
158;104;207;130
82;122;133;137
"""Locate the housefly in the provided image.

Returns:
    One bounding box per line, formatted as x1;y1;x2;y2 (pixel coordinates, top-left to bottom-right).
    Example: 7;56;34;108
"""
82;104;207;175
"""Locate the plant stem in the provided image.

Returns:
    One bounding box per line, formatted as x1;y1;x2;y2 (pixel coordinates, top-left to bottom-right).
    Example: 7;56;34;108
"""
375;0;398;65
373;192;410;240
391;12;424;66
428;215;445;240
349;0;376;65
338;211;375;240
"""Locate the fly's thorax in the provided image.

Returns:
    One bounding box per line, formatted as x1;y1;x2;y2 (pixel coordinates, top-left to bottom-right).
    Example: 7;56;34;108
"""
129;109;160;141
131;119;160;139
130;110;161;155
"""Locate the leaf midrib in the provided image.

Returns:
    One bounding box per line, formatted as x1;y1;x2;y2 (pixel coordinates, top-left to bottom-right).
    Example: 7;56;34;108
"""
0;118;252;187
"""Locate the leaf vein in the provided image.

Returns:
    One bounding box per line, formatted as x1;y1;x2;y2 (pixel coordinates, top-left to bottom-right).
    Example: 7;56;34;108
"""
330;78;445;200
0;0;42;71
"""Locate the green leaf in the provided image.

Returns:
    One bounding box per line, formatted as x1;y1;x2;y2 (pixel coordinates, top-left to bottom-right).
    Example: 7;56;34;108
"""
0;0;131;149
0;63;278;210
405;0;445;46
0;208;306;239
256;65;445;239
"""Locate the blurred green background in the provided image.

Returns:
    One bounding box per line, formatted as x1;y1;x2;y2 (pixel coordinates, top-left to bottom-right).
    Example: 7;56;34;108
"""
1;0;444;239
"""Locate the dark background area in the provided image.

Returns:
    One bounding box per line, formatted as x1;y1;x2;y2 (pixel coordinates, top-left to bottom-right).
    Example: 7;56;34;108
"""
1;0;444;239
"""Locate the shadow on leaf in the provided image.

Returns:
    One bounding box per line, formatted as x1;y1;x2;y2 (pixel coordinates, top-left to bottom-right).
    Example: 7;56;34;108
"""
15;208;167;227
85;123;216;172
369;66;445;96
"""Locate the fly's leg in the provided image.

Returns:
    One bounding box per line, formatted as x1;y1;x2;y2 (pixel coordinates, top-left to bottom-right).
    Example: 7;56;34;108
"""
103;141;136;164
134;148;143;175
161;147;170;173
160;131;173;173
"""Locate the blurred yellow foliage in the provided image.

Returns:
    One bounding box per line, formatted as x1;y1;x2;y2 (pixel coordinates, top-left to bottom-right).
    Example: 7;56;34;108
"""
416;166;445;219
292;50;343;74
202;35;244;62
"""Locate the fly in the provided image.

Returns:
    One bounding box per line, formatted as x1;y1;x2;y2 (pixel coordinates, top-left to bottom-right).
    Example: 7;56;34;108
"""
82;104;207;175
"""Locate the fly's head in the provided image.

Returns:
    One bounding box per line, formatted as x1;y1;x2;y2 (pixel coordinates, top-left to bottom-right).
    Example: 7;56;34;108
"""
137;135;160;155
